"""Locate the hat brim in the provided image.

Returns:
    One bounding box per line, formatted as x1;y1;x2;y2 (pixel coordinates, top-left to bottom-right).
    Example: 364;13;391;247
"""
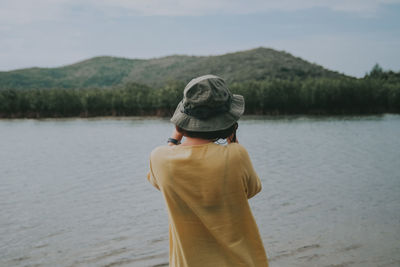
170;94;244;132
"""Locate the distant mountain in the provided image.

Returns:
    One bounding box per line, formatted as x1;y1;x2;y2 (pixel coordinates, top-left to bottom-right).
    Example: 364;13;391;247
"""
0;47;348;90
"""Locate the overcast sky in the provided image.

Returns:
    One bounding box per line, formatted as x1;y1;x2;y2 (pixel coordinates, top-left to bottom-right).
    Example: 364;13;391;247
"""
1;0;399;77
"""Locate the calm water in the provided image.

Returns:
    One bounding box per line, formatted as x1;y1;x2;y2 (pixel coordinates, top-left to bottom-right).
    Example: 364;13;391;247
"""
1;115;399;267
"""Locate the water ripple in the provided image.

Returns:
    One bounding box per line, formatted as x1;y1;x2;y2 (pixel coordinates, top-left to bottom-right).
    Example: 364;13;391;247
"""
1;115;399;266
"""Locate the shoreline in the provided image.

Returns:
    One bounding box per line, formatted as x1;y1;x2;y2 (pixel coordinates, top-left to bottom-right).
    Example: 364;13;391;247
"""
0;113;397;121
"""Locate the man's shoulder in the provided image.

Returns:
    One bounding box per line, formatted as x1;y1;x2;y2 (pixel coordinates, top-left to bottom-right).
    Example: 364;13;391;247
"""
150;145;170;158
227;143;248;153
226;143;252;162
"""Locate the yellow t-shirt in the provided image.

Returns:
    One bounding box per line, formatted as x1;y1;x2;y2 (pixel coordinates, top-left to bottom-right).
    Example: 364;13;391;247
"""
147;142;268;267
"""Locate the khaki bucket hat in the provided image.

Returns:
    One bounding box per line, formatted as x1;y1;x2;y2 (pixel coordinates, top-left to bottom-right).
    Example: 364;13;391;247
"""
171;75;245;132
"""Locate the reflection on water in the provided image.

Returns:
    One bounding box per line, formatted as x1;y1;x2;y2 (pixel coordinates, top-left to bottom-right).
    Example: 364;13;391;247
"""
1;115;399;267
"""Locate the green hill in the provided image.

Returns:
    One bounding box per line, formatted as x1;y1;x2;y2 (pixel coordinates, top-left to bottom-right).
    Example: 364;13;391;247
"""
0;47;346;90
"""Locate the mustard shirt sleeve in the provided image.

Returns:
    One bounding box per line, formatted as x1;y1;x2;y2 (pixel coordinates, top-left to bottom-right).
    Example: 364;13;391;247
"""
147;156;160;191
237;144;262;199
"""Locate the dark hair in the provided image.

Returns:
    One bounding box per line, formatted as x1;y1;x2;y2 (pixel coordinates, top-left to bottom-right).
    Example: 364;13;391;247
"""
176;123;238;141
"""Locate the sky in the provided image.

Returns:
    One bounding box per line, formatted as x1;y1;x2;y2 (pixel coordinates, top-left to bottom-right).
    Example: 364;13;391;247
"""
1;0;399;77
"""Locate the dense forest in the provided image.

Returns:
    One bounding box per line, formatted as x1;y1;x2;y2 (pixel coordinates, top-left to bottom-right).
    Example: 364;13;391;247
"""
0;66;399;118
0;48;399;118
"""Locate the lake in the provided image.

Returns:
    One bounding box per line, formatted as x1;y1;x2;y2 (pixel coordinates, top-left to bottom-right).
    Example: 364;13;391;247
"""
1;115;399;267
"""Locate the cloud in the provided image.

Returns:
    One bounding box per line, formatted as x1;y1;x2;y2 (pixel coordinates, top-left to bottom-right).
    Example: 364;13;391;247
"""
1;0;399;25
90;0;400;16
0;0;67;24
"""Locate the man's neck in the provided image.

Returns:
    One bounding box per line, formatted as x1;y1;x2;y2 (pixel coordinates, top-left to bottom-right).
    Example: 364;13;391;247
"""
181;137;212;146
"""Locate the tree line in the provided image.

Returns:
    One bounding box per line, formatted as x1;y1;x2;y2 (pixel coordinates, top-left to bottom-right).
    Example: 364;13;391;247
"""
0;68;399;118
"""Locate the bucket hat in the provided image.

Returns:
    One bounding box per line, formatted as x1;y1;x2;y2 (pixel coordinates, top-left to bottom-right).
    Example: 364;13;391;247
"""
171;75;245;132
